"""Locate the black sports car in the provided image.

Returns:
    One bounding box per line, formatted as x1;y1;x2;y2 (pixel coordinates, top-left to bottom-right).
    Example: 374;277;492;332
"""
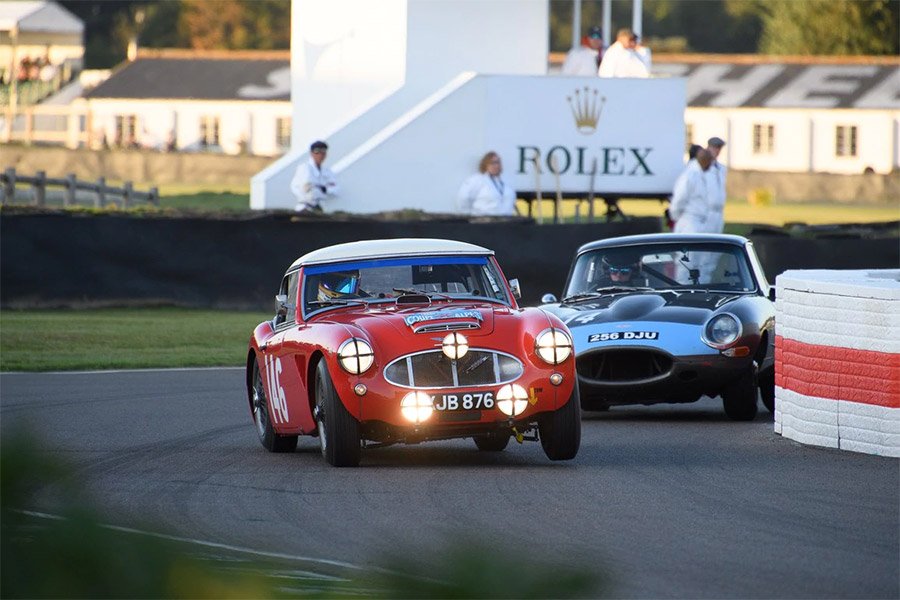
541;233;776;421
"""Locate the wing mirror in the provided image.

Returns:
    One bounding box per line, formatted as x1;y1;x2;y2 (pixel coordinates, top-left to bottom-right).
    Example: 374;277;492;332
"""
508;278;522;299
541;293;558;304
275;293;294;318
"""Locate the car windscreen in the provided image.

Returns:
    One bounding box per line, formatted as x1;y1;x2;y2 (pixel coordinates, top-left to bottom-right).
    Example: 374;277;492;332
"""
302;256;511;314
565;243;758;296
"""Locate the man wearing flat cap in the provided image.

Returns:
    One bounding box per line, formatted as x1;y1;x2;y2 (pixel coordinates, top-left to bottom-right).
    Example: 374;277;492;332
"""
561;25;604;76
704;136;727;233
291;140;340;212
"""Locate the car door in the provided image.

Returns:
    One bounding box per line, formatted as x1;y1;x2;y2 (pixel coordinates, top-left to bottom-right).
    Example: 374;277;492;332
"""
261;272;315;435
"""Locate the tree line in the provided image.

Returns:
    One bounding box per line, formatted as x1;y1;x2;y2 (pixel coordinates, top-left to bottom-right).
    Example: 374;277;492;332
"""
62;0;899;69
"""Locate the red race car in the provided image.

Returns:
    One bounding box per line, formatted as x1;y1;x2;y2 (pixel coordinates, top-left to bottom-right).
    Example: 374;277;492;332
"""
246;238;580;466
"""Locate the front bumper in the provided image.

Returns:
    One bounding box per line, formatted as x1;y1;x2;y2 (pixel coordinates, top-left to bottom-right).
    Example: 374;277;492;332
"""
336;370;577;432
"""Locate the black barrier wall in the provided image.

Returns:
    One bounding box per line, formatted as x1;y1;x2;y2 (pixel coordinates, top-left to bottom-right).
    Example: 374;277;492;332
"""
0;214;662;309
3;214;898;310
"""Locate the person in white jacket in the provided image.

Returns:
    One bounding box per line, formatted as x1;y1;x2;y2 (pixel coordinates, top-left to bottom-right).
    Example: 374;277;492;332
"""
598;29;649;78
561;25;604;76
457;152;519;216
704;137;728;234
670;149;713;234
670;149;719;282
290;140;339;212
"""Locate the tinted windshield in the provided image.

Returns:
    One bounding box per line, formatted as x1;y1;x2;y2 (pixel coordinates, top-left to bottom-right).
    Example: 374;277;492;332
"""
565;243;758;296
302;255;511;315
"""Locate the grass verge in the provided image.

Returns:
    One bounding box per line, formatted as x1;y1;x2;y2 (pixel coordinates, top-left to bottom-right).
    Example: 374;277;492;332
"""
0;308;270;372
523;198;900;226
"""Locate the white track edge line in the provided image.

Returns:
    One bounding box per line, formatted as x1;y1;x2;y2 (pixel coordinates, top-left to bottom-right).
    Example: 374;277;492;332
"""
1;366;245;376
19;509;370;572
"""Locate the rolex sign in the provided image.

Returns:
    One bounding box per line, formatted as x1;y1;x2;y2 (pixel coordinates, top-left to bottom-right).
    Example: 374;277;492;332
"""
485;77;687;195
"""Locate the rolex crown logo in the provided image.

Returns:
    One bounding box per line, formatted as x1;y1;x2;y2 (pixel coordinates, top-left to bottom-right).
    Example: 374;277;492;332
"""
567;87;606;135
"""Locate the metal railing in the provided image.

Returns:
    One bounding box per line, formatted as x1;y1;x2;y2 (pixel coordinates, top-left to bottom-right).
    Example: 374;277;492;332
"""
0;168;159;208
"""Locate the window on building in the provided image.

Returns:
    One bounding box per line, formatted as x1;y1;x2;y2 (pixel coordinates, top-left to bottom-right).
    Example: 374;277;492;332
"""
114;114;137;147
199;115;220;148
685;123;694;154
752;123;775;154
276;117;291;152
835;125;858;157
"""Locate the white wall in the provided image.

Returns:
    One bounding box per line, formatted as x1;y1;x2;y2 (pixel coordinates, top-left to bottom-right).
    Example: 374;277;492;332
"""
87;99;291;156
251;0;549;210
686;107;900;174
326;75;686;214
289;0;408;151
810;109;897;174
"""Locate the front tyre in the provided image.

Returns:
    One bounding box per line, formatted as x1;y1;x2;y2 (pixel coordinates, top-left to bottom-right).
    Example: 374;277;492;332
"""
473;430;510;452
251;358;298;453
722;367;759;421
315;360;361;467
539;386;581;461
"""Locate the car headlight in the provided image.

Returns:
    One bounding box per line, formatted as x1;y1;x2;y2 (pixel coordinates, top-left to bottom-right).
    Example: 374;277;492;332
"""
496;384;529;416
442;332;468;359
702;313;742;349
401;391;434;423
338;338;374;374
535;328;573;364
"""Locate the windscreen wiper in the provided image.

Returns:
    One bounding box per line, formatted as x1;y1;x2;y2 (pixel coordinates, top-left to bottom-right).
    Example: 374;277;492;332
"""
307;298;368;308
392;287;454;301
561;292;604;304
594;286;654;294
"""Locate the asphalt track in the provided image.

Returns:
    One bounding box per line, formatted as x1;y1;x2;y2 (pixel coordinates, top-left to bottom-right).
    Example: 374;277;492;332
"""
2;368;897;598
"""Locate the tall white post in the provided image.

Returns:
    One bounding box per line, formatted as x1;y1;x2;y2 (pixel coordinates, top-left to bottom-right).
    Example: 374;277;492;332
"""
602;0;611;48
572;0;582;49
632;0;643;36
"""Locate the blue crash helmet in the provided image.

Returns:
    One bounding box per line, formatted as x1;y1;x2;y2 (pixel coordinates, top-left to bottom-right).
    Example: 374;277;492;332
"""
317;270;360;300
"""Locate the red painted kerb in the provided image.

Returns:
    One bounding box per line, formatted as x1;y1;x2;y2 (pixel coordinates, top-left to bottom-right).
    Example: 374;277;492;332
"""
775;335;900;409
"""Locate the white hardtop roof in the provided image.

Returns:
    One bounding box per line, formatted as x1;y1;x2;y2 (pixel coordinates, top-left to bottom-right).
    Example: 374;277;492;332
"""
290;238;493;270
0;1;83;34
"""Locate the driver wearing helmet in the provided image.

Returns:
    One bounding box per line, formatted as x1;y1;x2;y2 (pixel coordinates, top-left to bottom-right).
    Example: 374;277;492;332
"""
599;253;646;287
317;270;361;301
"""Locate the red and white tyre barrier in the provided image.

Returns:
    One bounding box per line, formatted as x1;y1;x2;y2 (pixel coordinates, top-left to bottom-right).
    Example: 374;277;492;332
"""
774;269;899;457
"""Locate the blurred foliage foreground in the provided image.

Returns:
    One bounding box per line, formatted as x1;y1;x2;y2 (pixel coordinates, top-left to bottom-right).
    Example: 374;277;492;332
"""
0;429;605;598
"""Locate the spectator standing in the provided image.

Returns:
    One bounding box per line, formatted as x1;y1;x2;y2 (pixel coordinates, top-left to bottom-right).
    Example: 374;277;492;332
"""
598;29;649;78
705;136;728;234
669;148;713;234
561;25;604;76
665;143;703;229
291;140;339;212
457;151;518;216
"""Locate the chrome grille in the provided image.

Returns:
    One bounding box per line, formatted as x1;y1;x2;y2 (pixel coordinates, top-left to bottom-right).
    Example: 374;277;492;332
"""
413;321;481;334
384;349;524;389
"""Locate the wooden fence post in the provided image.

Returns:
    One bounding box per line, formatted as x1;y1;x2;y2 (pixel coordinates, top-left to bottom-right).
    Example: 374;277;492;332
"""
2;167;15;204
34;170;46;207
123;181;133;209
64;173;76;207
96;176;106;208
